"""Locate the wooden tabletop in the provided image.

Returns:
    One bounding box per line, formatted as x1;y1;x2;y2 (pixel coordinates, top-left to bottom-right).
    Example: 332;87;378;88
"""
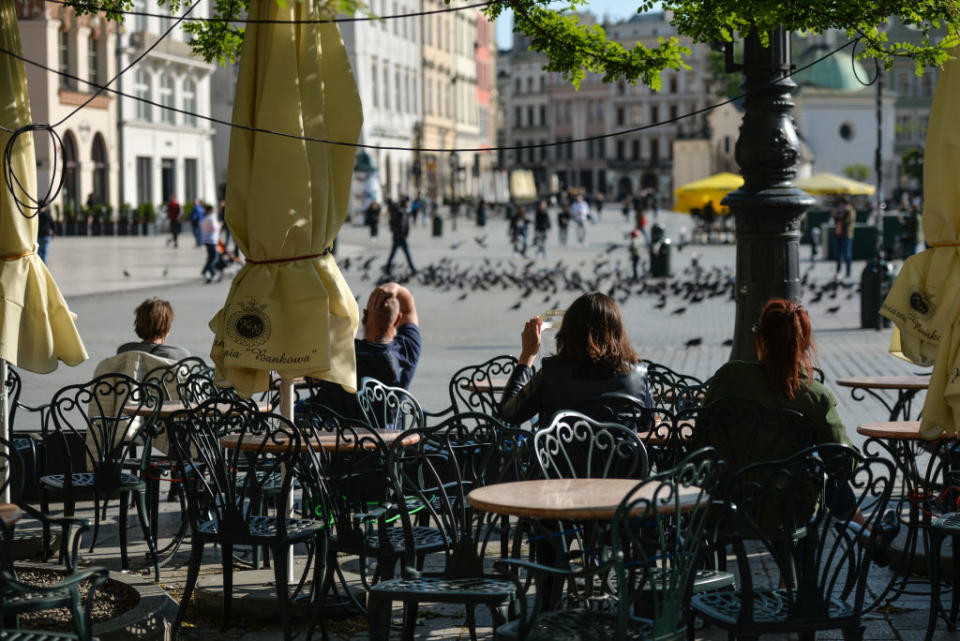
0;503;24;526
459;378;508;394
123;399;272;418
836;376;931;391
220;430;420;453
856;421;950;440
467;478;704;520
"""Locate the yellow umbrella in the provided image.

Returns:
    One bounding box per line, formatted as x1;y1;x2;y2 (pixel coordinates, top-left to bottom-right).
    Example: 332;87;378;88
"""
2;0;88;498
209;0;362;398
673;172;743;214
880;45;960;438
795;172;876;196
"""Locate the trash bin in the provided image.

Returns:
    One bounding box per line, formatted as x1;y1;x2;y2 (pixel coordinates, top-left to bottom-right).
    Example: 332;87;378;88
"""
432;214;443;237
860;256;893;329
650;238;672;278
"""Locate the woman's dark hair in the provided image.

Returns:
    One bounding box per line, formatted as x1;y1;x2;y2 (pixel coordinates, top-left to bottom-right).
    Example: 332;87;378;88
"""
556;292;638;377
754;298;815;400
134;298;174;341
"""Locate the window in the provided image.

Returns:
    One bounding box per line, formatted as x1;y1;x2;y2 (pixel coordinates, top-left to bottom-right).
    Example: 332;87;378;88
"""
839;122;855;141
587;101;593;122
631;139;639;160
184;158;197;204
182;78;197;125
596;139;604;159
515;77;521;94
371;59;379;107
539;76;545;92
407;73;415;113
527;77;533;92
159;73;175;124
91;133;108;204
136;156;152;205
616;140;624;160
669;75;678;93
527;144;534;163
527;106;534;127
616;107;624;126
650;105;659;122
424;72;432;114
134;70;152;121
445;81;452;118
540;105;546;126
88;34;100;88
540;143;546;161
59;31;75;90
134;0;147;32
383;66;389;110
595;102;603;123
650;138;659;161
395;68;402;112
564;102;571;123
669;105;678;120
392;2;398;34
515;106;522;127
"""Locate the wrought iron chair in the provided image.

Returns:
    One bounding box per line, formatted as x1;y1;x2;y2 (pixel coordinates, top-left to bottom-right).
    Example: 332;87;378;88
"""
356;377;425;432
167;399;328;641
692;444;896;641
642;361;704;412
534;411;648;480
0;435;110;641
425;355;525;423
367;417;520;641
496;448;721;641
37;374;163;580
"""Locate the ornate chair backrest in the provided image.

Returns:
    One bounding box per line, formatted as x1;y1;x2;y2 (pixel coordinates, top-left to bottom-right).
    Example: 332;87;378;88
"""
167;399;301;539
143;356;213;401
611;447;720;640
534;410;648;480
642;360;703;411
295;403;390;545
447;355;521;419
4;365;21;427
673;377;713;413
687;396;817;491
175;371;252;411
357;377;425;432
725;444;894;618
43;374;163;488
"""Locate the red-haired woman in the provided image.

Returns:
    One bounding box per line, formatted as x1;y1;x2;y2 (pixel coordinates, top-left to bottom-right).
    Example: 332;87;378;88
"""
703;298;849;447
500;292;654;425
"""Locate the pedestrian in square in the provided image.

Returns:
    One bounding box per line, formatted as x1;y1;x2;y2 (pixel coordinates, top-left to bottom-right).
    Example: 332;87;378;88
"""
200;204;222;283
165;195;181;248
509;207;530;257
832;198;856;278
570;193;590;245
385;197;416;274
37;206;54;263
629;229;643;281
533;200;551;258
189;198;204;247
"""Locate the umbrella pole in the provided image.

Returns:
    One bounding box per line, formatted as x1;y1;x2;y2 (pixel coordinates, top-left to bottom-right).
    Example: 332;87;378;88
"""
279;375;295;583
1;359;9;503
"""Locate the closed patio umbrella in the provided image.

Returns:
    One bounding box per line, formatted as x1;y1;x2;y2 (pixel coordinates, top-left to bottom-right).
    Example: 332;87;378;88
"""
1;0;88;498
673;172;743;214
880;45;960;438
795;172;875;197
209;0;362;399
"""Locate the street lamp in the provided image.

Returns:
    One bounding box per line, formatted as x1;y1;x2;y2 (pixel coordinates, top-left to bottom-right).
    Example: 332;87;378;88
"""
720;29;816;361
449;151;460;203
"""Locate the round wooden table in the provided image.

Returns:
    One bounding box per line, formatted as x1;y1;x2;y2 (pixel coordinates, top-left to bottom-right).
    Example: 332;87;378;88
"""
857;421;948;441
123;399;273;418
220;430;420;453
467;478;705;521
0;503;24;526
837;375;930;421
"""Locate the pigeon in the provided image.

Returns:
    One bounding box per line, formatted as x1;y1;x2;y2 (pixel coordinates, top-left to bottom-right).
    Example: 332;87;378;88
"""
457;293;468;301
474;236;488;248
671;307;687;315
509;301;522;310
450;241;464;250
162;266;168;277
722;338;733;346
123;269;131;277
826;305;841;314
685;337;702;347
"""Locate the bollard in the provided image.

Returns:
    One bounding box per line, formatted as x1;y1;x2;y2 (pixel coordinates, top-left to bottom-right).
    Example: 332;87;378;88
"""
432;214;443;237
650;223;665;245
859;256;893;329
650;238;672;278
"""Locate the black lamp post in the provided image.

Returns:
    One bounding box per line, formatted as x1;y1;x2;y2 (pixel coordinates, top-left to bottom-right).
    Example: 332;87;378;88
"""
449;151;460;202
722;28;816;362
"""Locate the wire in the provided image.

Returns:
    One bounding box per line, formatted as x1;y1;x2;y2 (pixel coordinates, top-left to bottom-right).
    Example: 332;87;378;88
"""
0;37;857;153
44;0;493;24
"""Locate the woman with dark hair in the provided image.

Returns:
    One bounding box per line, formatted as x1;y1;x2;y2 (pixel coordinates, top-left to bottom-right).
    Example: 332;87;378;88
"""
499;292;654;425
703;298;848;446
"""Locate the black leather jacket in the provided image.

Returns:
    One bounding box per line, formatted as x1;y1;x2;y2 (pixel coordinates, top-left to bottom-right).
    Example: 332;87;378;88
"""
500;355;654;425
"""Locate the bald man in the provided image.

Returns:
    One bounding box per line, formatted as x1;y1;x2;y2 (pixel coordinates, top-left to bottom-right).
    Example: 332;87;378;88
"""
355;282;421;389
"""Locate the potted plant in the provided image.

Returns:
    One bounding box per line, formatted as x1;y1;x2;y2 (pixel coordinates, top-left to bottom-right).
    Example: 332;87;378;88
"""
138;202;156;235
63;202;79;236
117;203;131;236
101;204;115;236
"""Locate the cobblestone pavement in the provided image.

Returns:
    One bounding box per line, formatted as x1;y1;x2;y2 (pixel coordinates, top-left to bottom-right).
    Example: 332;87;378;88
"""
11;206;950;640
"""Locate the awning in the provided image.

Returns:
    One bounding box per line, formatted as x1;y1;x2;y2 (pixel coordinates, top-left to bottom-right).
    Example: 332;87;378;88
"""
673;172;743;214
795;172;875;196
208;0;362;397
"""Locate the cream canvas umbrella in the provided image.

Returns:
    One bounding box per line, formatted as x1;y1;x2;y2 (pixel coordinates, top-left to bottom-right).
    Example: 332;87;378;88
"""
795;172;875;196
880;45;960;438
1;0;88;499
209;0;362;399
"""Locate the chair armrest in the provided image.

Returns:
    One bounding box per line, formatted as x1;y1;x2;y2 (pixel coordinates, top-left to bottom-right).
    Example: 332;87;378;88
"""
2;566;109;596
19;504;91;572
424;405;456;421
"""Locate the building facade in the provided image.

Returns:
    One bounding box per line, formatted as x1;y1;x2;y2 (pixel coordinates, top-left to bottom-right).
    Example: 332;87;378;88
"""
16;0;120;217
118;0;216;214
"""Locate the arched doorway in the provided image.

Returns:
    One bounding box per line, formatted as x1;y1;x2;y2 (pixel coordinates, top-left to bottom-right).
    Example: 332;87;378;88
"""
62;130;80;215
617;176;633;200
640;171;657;191
91;133;108;204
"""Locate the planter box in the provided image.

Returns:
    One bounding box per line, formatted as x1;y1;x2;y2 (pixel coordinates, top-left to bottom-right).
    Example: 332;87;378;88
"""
140;222;156;236
91;222;103;236
63;222;77;236
102;221;115;236
117;221;130;236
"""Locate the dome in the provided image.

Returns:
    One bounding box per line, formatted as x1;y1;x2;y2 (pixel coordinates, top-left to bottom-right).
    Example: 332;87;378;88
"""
792;45;869;92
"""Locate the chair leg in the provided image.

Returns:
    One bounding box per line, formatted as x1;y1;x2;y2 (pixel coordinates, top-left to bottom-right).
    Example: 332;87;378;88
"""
368;592;391;641
465;604;479;641
135;489;160;581
119;491;130;572
40;490;51;561
842;625;865;641
272;543;292;641
951;533;960;629
928;528;946;641
174;542;204;640
88;493;101;554
221;542;233;630
402;601;419;641
147;474;160;541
